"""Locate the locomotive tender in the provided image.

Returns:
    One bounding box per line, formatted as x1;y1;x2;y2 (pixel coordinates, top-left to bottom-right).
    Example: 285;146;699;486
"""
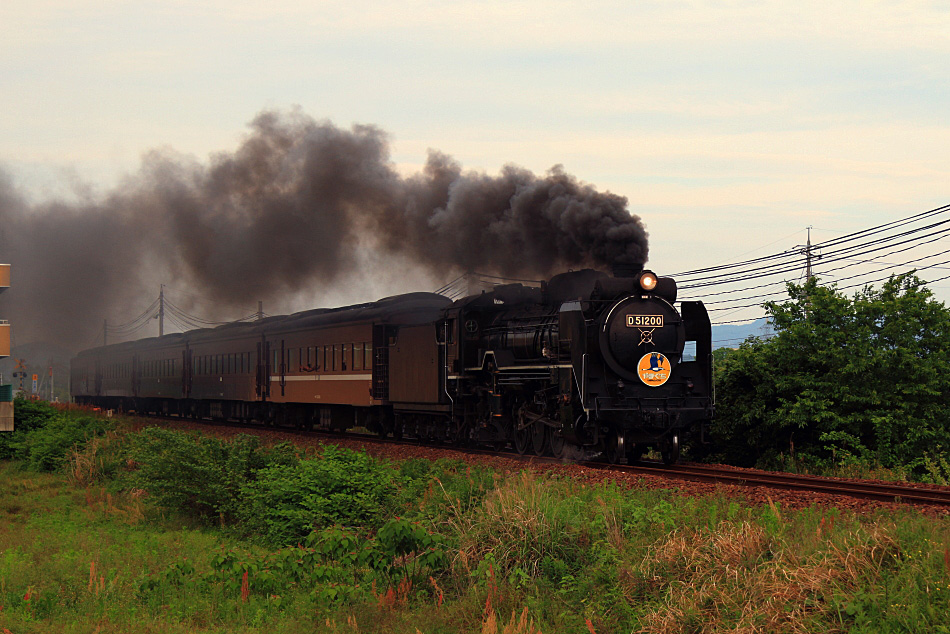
70;267;713;464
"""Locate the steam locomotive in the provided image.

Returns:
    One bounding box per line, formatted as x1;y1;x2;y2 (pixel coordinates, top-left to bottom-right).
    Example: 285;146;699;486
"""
70;266;713;464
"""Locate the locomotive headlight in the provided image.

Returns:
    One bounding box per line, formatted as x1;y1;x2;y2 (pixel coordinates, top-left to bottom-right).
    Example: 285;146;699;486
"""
639;271;658;291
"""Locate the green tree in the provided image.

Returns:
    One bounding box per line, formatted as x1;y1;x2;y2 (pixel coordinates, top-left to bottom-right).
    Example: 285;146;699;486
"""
711;273;950;473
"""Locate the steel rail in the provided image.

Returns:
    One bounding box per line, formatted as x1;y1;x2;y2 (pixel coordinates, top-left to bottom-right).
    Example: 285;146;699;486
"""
136;413;950;508
591;461;950;506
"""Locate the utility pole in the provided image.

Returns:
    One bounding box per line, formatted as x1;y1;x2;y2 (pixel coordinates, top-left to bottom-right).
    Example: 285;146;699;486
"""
49;358;53;402
795;226;820;282
805;226;814;282
159;284;165;336
257;301;263;321
103;319;107;346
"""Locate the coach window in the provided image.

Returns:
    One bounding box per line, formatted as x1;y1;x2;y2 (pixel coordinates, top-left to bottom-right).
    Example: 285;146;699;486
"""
353;343;363;371
364;342;373;370
330;344;338;371
341;344;349;371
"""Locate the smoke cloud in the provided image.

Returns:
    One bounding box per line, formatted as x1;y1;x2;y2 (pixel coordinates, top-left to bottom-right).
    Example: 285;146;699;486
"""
0;109;648;350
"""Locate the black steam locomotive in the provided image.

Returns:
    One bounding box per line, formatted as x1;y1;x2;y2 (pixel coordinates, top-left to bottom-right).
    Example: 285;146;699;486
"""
71;267;713;464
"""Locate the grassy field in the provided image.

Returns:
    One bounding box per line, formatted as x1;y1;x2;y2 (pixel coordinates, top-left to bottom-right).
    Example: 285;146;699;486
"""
2;404;950;633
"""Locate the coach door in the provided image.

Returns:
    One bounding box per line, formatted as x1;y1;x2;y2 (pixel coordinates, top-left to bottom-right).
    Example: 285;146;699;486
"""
94;358;103;397
279;339;286;397
372;324;391;401
131;354;140;397
256;336;271;400
181;346;193;398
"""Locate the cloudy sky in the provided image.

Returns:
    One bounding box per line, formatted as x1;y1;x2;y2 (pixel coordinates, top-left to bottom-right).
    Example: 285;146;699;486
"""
2;0;949;333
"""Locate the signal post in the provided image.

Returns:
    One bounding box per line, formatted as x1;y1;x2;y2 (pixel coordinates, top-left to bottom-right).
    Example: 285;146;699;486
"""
0;263;11;431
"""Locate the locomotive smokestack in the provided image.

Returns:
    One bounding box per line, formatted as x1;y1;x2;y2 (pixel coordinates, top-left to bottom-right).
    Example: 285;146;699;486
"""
611;262;644;278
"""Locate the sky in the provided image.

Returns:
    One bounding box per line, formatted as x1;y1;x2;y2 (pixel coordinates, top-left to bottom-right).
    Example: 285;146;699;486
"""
2;0;949;340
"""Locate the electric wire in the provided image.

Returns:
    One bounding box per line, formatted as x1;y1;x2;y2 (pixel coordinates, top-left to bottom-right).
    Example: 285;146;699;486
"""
673;202;950;278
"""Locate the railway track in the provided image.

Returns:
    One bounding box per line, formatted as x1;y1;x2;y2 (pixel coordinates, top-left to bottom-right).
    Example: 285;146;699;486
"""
593;461;950;507
150;415;950;509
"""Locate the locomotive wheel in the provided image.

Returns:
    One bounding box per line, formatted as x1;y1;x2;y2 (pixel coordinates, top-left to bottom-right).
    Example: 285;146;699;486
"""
531;423;548;456
514;425;531;454
550;432;566;459
660;435;681;465
604;431;625;464
513;404;531;455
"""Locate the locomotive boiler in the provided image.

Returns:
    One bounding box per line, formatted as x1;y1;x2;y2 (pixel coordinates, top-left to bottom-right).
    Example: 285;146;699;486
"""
71;266;713;464
433;266;713;463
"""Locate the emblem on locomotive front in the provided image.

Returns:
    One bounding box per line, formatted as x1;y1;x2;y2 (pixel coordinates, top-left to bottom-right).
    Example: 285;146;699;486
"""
637;352;671;387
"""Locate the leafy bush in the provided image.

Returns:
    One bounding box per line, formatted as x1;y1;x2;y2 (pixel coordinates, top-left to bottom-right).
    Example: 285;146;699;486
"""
238;445;399;545
0;398;57;459
127;427;298;523
20;412;113;471
710;274;950;476
0;399;113;470
394;457;496;523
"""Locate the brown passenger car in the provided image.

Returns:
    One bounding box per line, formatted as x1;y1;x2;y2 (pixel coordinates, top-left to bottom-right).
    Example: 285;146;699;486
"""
70;293;452;430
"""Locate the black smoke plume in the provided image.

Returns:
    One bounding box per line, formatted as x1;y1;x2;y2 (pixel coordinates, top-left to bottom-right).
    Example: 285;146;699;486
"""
0;109;648;350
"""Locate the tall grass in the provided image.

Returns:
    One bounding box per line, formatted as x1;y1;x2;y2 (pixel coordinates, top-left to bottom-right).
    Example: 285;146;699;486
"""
2;407;950;632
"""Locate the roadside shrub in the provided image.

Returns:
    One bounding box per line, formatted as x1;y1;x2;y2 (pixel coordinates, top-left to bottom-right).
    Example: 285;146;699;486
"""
0;398;113;470
20;412;112;471
0;398;58;459
395;458;497;523
238;445;399;545
127;427;298;523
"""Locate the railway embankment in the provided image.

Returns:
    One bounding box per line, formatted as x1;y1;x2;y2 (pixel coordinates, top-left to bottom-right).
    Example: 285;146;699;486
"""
2;400;950;633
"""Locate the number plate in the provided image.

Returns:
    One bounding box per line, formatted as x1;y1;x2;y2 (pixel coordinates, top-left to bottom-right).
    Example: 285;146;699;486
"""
626;315;663;328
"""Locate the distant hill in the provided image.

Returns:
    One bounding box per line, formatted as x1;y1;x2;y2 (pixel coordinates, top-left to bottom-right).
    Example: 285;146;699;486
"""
711;318;773;349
